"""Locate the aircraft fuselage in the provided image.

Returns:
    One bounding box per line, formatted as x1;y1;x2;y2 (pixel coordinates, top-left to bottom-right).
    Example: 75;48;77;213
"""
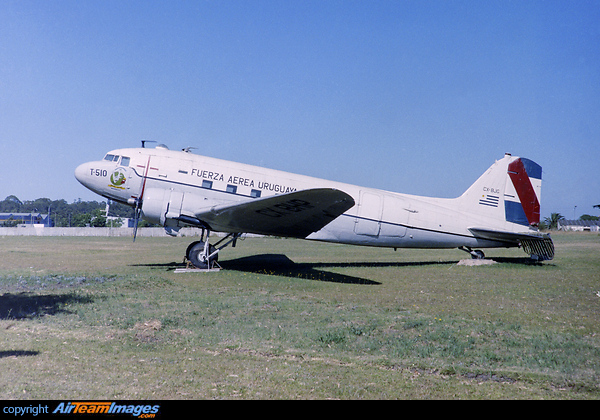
75;145;527;253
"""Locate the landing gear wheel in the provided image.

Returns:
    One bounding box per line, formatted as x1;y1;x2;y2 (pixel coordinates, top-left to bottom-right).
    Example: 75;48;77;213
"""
458;246;486;260
471;250;485;260
186;241;201;260
187;240;218;269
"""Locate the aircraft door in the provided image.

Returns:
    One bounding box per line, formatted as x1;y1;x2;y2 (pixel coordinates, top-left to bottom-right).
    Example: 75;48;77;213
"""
354;191;383;236
380;195;409;238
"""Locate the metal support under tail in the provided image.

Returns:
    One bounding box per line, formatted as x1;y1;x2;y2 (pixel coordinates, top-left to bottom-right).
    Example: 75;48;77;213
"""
520;234;554;261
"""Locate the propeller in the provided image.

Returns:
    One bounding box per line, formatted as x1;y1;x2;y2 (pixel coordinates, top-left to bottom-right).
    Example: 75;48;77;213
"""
132;199;142;242
132;156;151;242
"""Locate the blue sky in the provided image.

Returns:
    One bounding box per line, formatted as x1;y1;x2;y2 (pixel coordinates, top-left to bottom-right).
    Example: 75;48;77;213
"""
1;0;599;219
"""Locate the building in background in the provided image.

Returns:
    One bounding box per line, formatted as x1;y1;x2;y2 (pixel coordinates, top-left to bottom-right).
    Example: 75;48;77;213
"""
0;213;53;227
558;219;600;232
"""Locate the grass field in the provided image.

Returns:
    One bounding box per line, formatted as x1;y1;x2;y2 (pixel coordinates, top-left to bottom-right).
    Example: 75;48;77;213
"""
1;232;599;399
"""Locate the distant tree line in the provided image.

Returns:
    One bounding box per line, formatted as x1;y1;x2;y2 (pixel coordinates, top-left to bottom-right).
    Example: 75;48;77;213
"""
0;195;141;227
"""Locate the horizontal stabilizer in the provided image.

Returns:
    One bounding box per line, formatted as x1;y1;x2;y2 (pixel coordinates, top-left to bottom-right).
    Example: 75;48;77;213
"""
469;228;554;260
195;188;355;238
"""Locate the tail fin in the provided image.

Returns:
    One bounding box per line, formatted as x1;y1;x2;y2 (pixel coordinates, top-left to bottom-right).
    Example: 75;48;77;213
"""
459;153;542;228
459;154;553;260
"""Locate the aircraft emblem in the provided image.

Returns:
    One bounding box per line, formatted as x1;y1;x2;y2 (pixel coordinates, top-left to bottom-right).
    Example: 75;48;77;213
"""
109;169;127;188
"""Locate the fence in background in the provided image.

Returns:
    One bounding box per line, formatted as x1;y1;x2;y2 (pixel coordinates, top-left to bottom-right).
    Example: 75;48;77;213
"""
0;227;204;237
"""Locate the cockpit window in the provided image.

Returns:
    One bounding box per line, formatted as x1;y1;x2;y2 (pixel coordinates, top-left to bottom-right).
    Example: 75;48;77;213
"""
120;156;130;167
104;154;120;162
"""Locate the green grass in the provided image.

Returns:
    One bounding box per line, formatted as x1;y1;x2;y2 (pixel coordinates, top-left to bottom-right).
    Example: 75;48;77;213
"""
0;232;599;399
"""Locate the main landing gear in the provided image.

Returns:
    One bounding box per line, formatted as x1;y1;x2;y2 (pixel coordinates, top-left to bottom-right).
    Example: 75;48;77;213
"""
184;230;242;270
458;246;485;260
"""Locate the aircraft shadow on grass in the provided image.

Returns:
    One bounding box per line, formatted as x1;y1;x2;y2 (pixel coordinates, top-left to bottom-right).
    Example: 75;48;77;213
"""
220;254;384;285
0;292;93;320
135;253;553;285
0;350;39;358
135;254;470;285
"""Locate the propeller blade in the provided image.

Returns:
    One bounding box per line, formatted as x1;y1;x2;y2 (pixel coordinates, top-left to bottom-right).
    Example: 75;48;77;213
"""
133;203;141;242
132;156;151;242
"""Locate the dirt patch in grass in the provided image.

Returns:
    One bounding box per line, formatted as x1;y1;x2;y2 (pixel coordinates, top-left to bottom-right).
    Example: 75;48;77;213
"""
133;319;162;343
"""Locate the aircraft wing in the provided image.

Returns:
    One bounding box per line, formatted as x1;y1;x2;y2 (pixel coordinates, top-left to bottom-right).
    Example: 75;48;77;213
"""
194;188;355;238
469;228;555;260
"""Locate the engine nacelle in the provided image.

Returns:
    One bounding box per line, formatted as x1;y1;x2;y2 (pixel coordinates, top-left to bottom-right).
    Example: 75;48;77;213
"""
141;188;185;235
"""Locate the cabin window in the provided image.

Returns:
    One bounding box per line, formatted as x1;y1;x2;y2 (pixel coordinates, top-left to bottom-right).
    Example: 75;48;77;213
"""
202;180;213;189
226;184;237;194
251;189;261;198
120;156;130;167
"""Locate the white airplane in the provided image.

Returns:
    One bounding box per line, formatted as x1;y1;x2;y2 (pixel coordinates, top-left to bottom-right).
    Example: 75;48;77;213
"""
75;142;554;269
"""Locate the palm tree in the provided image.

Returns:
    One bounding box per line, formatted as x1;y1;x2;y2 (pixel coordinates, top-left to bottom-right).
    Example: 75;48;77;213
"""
544;213;565;230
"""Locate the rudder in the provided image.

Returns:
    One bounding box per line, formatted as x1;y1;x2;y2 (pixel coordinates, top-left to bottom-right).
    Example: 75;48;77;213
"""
505;157;542;227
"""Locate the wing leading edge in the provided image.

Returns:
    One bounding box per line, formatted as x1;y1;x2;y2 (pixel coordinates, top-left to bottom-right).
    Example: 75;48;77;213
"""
194;188;355;239
469;228;554;261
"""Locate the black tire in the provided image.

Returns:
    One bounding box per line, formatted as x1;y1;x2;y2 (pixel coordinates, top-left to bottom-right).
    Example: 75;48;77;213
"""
186;241;202;260
187;241;218;269
471;250;485;259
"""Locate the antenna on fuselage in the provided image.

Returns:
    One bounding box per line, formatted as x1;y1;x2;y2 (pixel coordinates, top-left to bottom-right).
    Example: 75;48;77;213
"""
141;140;157;148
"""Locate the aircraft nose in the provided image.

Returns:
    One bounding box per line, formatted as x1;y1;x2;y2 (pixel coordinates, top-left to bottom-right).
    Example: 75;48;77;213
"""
74;163;89;185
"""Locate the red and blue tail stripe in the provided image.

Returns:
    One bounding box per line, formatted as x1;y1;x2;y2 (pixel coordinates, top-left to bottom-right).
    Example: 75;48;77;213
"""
506;158;541;227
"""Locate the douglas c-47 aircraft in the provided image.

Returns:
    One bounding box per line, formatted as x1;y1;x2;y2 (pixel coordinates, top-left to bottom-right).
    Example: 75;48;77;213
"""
75;143;554;269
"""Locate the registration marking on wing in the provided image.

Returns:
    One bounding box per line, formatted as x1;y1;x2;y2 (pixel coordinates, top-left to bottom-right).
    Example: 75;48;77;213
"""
255;199;315;217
